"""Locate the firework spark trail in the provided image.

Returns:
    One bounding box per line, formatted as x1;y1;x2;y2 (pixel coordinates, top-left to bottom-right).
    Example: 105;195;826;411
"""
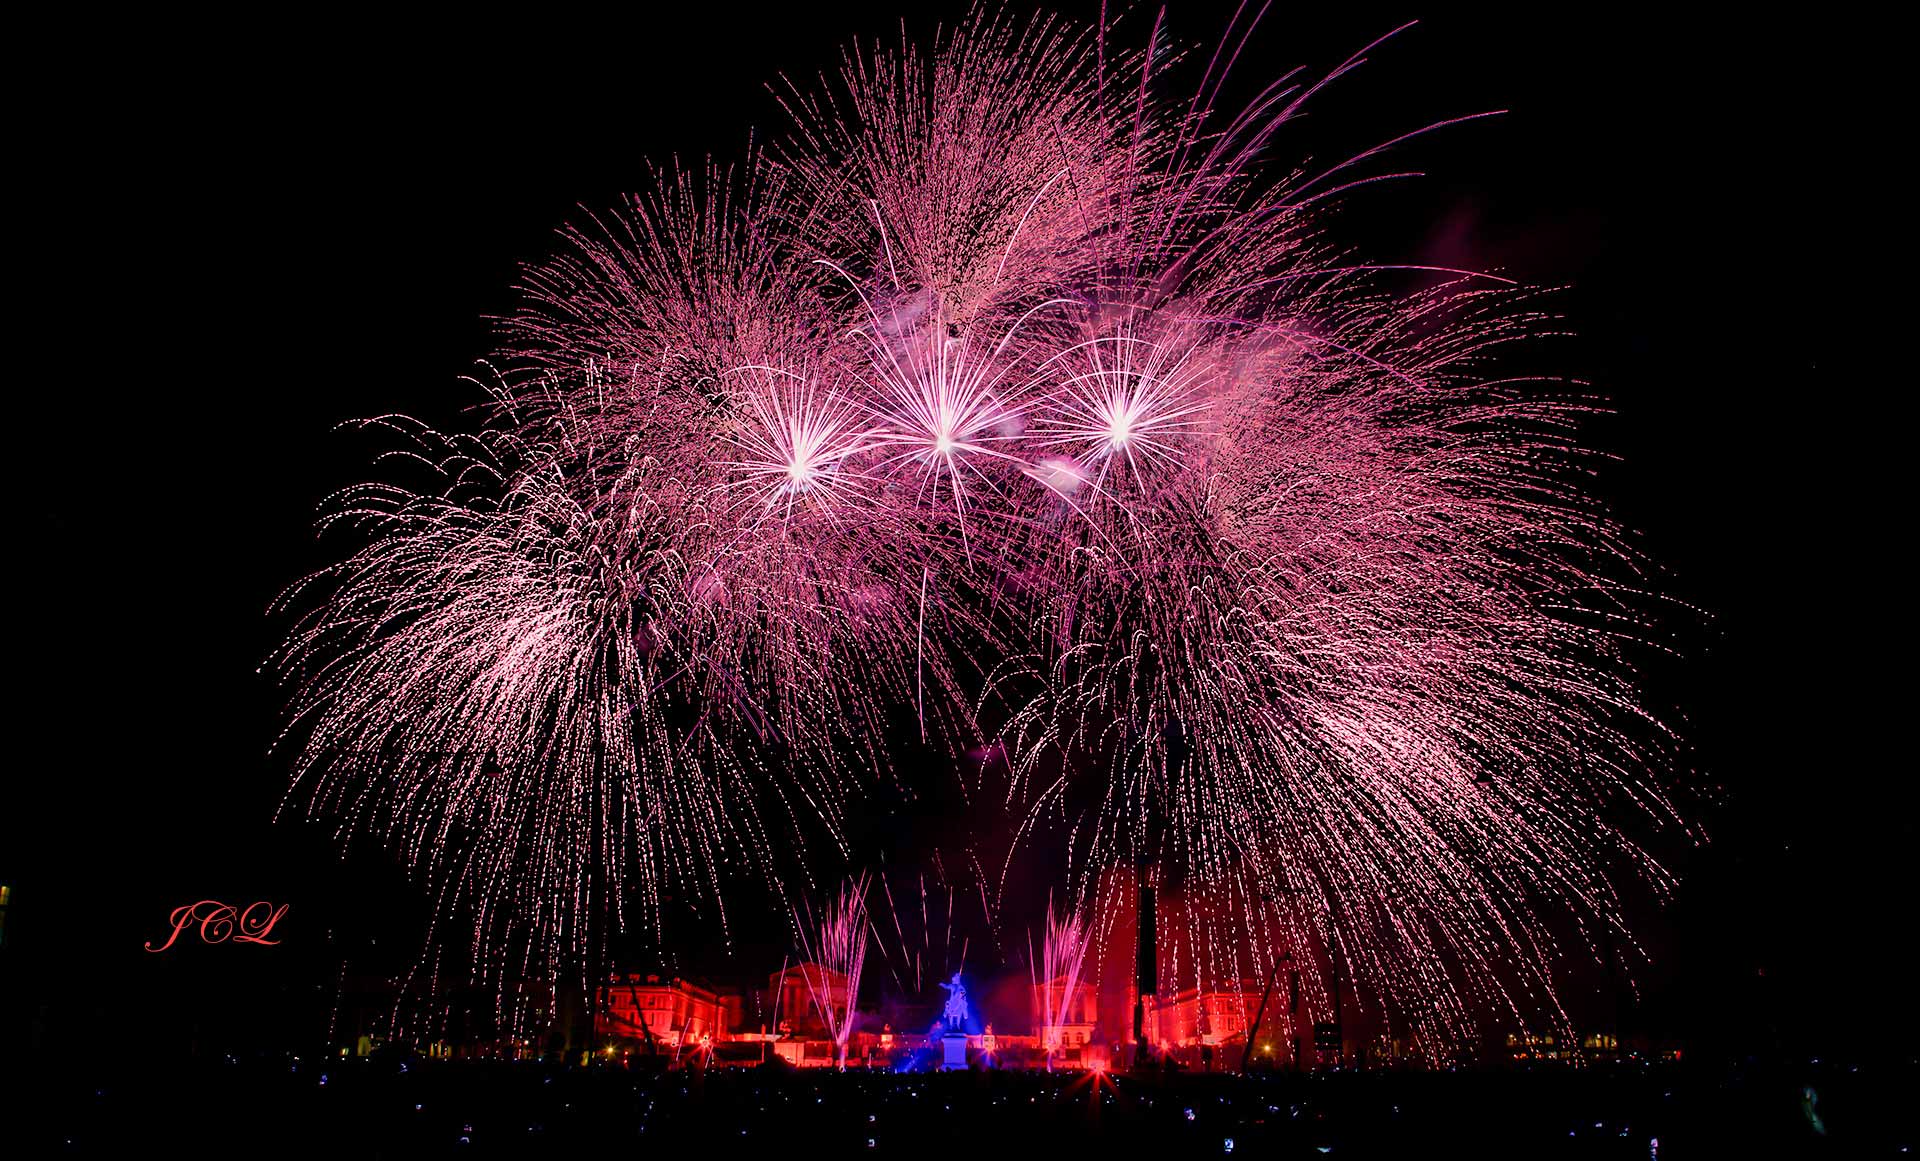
866;865;959;997
794;876;872;1070
1029;894;1093;1070
274;6;1691;1053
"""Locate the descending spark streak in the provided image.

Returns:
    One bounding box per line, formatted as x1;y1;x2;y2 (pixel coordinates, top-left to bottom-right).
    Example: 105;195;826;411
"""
795;876;872;1070
274;5;1692;1054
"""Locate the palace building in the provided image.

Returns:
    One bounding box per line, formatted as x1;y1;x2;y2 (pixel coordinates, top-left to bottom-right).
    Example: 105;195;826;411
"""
582;960;1304;1071
1032;974;1100;1058
596;975;739;1051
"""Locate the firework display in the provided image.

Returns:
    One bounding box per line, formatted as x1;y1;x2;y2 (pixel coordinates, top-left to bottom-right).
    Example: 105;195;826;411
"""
1030;895;1093;1069
272;7;1687;1054
794;877;873;1069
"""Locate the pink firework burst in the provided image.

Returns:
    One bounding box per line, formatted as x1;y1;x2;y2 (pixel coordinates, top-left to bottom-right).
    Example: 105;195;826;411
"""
1029;326;1214;494
717;364;875;525
274;5;1694;1054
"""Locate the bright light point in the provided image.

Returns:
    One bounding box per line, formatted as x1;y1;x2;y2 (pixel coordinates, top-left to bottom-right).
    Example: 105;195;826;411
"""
934;434;954;455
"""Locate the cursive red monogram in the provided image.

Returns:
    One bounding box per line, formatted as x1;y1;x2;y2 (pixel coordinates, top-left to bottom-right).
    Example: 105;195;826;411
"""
145;900;289;952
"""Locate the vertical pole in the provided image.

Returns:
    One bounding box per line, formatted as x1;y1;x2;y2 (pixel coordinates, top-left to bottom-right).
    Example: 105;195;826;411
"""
1289;969;1301;1071
1330;928;1342;1069
1241;952;1281;1073
1128;875;1144;1066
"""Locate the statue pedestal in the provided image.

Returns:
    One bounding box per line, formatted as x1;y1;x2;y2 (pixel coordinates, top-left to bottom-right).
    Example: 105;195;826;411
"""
941;1032;968;1071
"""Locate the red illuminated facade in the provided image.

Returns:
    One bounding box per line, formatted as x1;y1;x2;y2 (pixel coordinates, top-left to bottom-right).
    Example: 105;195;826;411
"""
1033;975;1099;1056
767;962;852;1039
1155;983;1276;1049
596;975;738;1050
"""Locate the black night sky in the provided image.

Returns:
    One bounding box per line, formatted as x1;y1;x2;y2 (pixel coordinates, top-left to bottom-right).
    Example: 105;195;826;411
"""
7;3;1898;1078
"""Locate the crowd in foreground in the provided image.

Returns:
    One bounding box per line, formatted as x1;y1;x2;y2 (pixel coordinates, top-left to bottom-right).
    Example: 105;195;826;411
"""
23;1049;1910;1157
